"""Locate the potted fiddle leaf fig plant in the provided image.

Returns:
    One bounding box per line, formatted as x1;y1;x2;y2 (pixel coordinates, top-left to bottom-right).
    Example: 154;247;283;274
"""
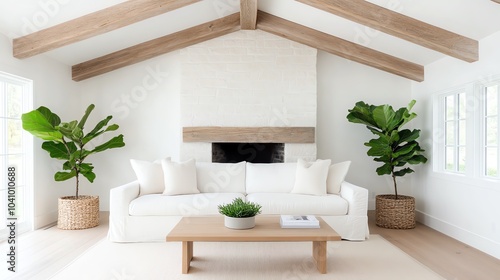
346;99;427;229
218;198;262;229
22;104;125;230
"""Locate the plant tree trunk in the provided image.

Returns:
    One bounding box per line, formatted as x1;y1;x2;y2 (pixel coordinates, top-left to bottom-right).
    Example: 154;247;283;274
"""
75;172;79;199
392;174;398;199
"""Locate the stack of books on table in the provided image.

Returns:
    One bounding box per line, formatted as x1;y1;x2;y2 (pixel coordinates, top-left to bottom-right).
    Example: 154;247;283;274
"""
280;215;320;228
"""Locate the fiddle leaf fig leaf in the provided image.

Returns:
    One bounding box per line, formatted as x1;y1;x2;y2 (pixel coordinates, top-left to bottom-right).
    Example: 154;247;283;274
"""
82;116;113;145
78;104;95;129
393;142;418;158
372;105;395;132
55;170;76;182
346;101;378;127
105;124;119;132
21;108;63;141
376;163;392;175
408;154;428;165
89;135;125;154
62;161;73;170
393;168;414;177
397;129;420;145
79;163;96;183
41;141;76;160
36;106;61;127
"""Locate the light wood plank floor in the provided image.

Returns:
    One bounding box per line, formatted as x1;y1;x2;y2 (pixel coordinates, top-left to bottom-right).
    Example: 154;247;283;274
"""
368;210;500;280
1;211;499;279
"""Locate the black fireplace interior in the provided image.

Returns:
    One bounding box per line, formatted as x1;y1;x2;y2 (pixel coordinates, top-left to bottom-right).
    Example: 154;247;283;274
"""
212;143;284;163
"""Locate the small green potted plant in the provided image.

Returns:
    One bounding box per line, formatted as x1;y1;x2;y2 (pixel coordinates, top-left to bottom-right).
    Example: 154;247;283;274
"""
218;198;262;229
346;100;427;229
22;104;125;230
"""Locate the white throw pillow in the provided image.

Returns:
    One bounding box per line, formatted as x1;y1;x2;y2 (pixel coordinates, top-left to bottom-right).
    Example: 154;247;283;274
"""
196;161;246;193
246;162;297;193
161;158;199;196
327;161;351;194
130;158;170;196
291;158;331;196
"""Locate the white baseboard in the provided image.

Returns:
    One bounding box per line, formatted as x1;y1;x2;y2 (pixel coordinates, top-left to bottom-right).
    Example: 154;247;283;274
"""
368;198;375;210
34;210;57;229
416;210;500;259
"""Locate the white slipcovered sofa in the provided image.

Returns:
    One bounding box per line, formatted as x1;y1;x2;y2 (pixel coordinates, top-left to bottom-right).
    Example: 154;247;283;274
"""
109;160;369;242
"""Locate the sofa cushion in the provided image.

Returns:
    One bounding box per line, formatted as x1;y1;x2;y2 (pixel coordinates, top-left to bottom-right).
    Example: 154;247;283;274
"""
327;161;351;194
246;193;348;216
196;161;246;193
129;193;245;216
291;159;331;196
161;158;199;196
130;158;169;196
246;162;297;193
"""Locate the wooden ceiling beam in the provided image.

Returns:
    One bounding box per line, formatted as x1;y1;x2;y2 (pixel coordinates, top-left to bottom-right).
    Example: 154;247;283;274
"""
296;0;478;62
13;0;201;59
257;11;424;82
72;13;241;81
240;0;258;30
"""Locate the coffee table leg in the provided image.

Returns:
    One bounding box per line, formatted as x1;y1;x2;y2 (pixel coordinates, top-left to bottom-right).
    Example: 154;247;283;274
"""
312;241;327;274
182;241;193;274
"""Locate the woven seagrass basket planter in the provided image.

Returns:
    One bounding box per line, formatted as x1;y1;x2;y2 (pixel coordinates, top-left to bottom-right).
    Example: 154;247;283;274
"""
375;194;416;229
58;195;99;230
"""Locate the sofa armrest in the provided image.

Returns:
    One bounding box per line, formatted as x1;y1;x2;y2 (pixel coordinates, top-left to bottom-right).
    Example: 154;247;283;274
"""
340;181;368;217
109;180;140;217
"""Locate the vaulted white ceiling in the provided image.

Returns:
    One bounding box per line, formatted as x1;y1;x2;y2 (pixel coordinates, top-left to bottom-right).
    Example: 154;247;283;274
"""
1;0;500;79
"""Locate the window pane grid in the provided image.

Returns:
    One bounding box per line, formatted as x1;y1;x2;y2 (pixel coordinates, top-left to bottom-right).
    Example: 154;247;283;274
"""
444;92;466;173
0;72;33;240
484;85;499;178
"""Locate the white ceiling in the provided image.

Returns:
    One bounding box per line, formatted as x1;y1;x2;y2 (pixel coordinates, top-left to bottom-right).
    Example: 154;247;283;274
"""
1;0;500;68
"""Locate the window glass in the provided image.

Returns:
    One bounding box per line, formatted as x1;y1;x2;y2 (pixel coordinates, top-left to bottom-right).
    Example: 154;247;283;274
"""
486;85;498;116
445;95;455;120
0;72;33;239
442;92;466;173
445;147;455;171
486;117;498;146
435;81;499;181
486;148;498;177
445;121;455;145
484;84;499;178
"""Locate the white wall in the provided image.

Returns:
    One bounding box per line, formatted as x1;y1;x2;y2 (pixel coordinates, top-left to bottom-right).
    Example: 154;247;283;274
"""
78;53;181;211
0;33;80;228
411;31;500;259
316;51;413;208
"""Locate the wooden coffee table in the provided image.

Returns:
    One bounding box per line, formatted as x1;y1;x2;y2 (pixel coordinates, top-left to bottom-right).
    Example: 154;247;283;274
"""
166;216;341;274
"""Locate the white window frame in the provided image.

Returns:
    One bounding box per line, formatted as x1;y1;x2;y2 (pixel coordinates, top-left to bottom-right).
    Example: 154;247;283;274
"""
477;79;500;179
0;71;33;240
433;84;475;177
433;79;500;184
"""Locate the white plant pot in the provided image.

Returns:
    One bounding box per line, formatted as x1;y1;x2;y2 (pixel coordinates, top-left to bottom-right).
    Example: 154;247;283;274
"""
224;216;256;230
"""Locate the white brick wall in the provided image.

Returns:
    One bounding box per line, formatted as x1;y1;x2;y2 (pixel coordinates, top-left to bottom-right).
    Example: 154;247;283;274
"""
180;30;317;162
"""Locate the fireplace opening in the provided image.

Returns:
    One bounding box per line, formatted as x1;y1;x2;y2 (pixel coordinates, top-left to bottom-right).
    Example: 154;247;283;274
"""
212;143;284;163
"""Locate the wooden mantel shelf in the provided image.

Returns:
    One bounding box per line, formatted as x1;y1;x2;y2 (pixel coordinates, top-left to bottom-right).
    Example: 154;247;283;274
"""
183;127;315;143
